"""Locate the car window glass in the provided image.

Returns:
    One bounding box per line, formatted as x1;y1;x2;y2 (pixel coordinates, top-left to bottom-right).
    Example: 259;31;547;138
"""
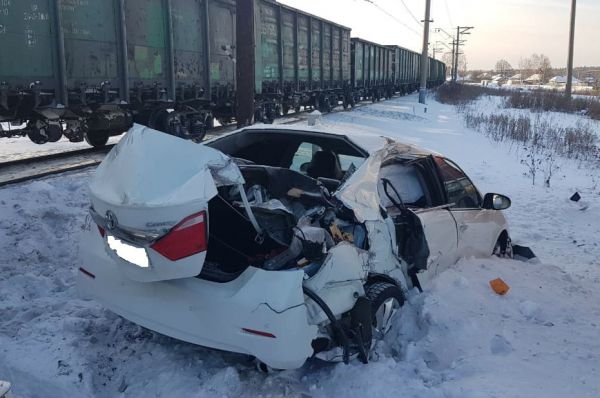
338;154;366;172
290;142;322;172
378;164;429;209
435;157;481;208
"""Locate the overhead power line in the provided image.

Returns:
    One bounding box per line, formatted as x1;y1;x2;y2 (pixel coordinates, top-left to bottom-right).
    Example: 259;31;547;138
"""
443;0;454;28
362;0;420;35
399;0;423;27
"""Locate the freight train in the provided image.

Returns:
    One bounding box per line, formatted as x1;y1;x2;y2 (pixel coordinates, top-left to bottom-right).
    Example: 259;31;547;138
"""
0;0;446;147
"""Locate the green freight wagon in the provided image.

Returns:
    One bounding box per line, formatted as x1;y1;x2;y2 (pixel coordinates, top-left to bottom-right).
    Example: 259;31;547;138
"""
350;38;394;103
0;0;236;146
253;0;352;120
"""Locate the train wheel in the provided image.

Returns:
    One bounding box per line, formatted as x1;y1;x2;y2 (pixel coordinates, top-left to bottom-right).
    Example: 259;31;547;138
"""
204;116;214;130
26;120;62;144
84;130;109;148
46;122;63;142
26;129;48;145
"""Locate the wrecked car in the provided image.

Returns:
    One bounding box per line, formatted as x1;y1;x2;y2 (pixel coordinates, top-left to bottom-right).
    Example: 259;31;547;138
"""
78;124;514;370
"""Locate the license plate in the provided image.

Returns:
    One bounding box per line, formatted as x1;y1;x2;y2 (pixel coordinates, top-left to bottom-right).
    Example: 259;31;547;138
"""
107;235;149;268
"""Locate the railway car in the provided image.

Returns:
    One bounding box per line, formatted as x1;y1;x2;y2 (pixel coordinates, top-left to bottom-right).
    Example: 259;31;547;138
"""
0;0;236;146
253;0;352;122
388;45;420;94
350;38;395;103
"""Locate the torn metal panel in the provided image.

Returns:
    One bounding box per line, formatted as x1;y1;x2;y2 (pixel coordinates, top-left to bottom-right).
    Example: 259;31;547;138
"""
304;242;369;324
90;124;243;209
336;142;416;222
364;219;409;291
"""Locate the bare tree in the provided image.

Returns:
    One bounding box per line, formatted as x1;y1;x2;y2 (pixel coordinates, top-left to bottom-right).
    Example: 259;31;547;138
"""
442;52;468;79
525;53;552;83
495;59;513;76
519;57;534;77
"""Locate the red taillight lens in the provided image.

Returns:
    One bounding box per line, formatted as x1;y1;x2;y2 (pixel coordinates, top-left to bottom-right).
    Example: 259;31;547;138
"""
97;226;106;237
150;211;207;261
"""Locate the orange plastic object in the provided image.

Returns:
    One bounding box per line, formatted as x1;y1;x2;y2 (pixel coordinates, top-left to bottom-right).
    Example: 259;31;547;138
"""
489;278;510;295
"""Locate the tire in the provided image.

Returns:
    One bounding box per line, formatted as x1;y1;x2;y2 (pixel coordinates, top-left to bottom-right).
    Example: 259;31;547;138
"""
365;282;404;341
84;130;109;148
493;234;513;259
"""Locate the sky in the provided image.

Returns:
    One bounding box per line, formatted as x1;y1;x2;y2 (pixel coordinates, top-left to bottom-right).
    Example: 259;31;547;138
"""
277;0;600;70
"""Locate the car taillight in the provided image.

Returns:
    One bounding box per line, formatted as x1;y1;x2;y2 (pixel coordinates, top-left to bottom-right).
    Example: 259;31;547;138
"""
97;226;106;237
150;211;207;261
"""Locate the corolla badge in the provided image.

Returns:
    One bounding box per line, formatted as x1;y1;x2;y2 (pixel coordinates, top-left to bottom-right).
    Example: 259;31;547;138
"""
105;210;118;231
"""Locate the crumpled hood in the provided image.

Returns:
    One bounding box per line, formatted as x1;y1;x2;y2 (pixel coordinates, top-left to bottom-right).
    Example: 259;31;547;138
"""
89;124;244;208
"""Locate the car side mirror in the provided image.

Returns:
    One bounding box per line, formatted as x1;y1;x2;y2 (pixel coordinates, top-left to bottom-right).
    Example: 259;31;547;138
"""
482;193;511;210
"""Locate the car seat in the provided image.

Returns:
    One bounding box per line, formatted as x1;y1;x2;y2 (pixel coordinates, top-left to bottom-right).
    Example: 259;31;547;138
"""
307;150;343;180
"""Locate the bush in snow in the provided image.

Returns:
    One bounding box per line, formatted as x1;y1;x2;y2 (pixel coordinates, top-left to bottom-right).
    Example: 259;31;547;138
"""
462;108;599;186
507;89;600;121
434;83;509;106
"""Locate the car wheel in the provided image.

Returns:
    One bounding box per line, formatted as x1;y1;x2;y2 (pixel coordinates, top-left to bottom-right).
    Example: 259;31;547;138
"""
366;282;404;341
493;235;513;259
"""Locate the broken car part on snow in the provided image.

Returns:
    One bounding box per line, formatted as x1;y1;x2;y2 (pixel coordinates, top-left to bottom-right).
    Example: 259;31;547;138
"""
78;124;535;370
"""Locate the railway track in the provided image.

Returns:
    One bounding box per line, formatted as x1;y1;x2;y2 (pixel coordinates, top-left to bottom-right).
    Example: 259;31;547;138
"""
0;145;114;188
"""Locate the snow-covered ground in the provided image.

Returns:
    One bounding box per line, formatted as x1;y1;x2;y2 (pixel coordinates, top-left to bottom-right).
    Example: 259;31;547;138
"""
1;93;599;397
0;135;124;163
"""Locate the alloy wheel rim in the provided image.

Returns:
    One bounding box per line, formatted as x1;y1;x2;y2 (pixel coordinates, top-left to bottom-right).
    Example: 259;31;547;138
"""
373;297;401;339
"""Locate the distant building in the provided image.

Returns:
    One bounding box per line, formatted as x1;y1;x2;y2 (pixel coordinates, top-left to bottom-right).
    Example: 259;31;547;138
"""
583;76;596;86
506;73;523;85
548;75;582;87
523;73;542;84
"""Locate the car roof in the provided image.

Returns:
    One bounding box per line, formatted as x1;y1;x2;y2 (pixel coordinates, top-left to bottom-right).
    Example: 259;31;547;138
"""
231;123;439;157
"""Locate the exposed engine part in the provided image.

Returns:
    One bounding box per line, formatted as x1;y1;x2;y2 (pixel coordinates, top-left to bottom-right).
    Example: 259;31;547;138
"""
263;224;334;271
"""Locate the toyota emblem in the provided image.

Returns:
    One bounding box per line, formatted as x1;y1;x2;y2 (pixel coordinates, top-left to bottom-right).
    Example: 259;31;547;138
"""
105;210;118;230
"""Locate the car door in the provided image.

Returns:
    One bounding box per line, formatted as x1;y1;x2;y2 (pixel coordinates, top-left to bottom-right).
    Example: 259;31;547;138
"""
377;158;457;281
434;157;498;258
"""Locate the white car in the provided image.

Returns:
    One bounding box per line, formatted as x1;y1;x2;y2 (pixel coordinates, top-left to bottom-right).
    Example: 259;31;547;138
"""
79;124;514;370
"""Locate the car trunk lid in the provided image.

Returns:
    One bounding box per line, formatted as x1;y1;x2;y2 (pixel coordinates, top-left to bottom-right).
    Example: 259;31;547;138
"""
88;124;244;282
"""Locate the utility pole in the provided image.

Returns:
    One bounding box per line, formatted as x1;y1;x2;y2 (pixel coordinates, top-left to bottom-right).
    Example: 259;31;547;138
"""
236;0;255;127
453;26;474;82
435;28;455;82
418;0;432;104
454;27;460;82
565;0;576;98
451;39;456;82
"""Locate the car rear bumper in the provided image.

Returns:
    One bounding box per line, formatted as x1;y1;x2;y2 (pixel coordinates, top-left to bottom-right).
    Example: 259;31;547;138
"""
78;227;317;369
